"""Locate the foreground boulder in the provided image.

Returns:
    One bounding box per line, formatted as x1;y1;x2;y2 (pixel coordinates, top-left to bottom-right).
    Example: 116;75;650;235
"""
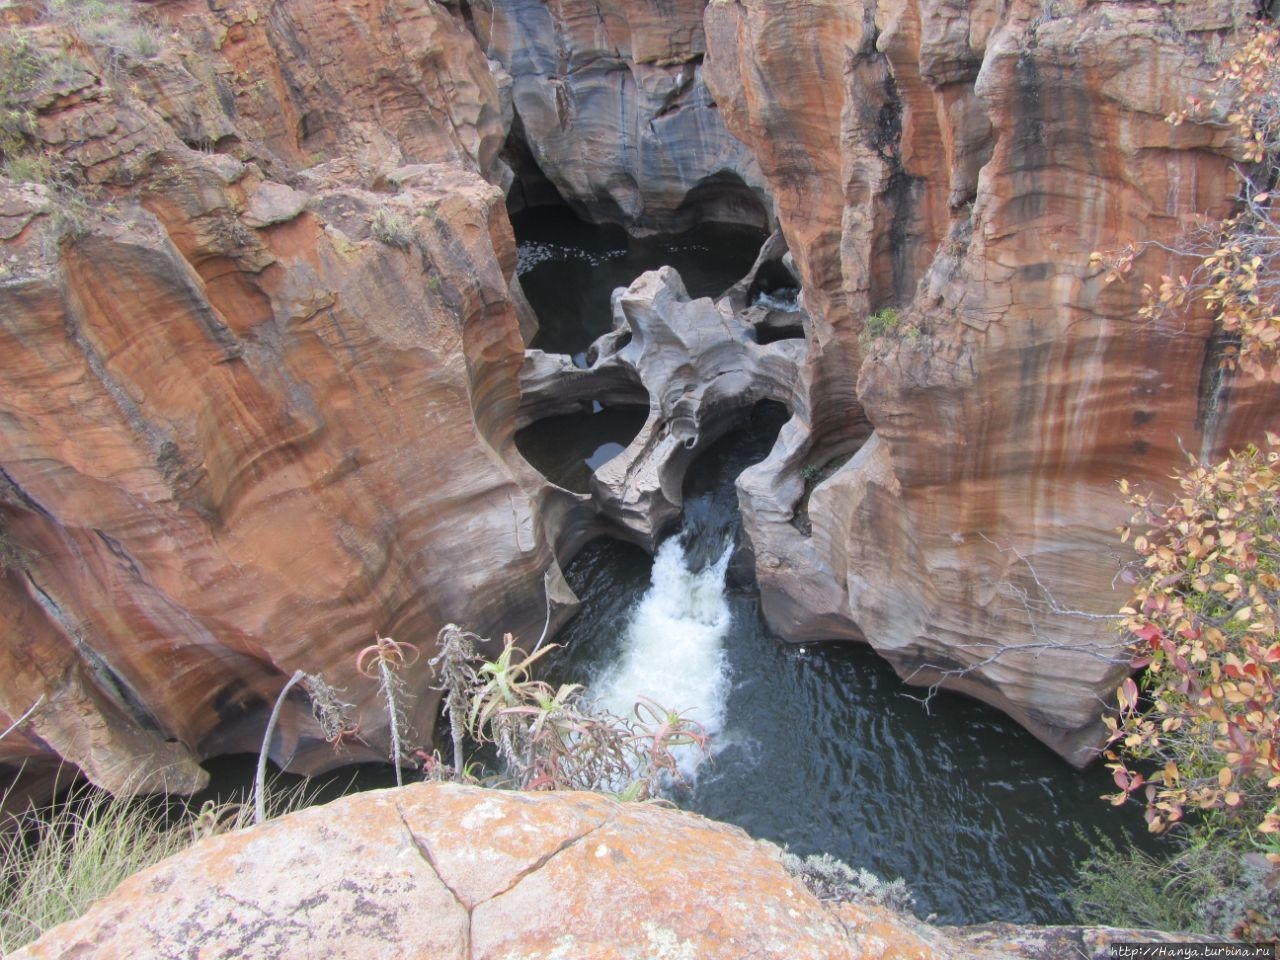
8;783;1183;960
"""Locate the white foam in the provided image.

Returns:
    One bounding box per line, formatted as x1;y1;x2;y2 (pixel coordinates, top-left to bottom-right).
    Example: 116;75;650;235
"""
515;241;626;277
592;536;734;779
754;289;802;313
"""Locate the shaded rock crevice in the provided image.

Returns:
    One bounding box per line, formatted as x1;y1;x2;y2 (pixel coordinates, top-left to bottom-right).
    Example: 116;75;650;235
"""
484;0;773;233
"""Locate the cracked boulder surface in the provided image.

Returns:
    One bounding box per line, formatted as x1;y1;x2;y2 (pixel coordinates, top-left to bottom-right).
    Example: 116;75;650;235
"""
7;782;1191;960
2;783;856;960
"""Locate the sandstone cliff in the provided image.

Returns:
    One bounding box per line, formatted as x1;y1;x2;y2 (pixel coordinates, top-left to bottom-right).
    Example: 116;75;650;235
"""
0;0;563;792
705;0;1280;762
4;0;1280;794
479;0;772;232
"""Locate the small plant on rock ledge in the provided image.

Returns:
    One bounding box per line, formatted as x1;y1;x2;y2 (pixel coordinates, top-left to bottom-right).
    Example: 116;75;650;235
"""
370;207;413;248
0;29;44;158
431;625;710;800
357;635;421;787
781;851;917;914
863;306;899;339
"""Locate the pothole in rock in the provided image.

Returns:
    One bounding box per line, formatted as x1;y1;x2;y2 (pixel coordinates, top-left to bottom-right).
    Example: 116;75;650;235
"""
515;404;649;494
513;207;767;363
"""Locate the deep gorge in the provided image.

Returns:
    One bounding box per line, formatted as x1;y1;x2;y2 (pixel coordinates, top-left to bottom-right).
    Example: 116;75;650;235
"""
2;0;1278;942
505;208;1147;924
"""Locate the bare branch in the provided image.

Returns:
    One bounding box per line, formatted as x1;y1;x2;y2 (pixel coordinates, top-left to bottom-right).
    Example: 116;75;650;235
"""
901;536;1128;709
0;693;46;742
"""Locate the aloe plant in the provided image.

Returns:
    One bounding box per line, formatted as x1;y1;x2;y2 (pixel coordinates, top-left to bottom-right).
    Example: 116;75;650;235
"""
356;635;420;787
428;624;480;779
458;633;710;799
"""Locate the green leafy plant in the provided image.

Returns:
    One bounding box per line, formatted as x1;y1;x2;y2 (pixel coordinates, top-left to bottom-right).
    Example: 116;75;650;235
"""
430;630;711;800
863;307;899;339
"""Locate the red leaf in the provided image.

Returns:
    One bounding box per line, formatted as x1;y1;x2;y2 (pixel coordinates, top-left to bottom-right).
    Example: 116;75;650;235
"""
1120;677;1140;711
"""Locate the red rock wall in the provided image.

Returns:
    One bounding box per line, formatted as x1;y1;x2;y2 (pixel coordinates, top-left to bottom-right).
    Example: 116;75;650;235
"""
0;1;560;791
708;0;1280;762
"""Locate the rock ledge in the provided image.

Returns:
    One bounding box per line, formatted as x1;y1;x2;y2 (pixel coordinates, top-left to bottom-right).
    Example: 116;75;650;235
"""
10;783;1188;960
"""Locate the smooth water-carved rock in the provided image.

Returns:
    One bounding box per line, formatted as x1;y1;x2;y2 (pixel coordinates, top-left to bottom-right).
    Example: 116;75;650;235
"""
485;0;772;232
0;4;566;791
707;0;1280;762
520;267;805;545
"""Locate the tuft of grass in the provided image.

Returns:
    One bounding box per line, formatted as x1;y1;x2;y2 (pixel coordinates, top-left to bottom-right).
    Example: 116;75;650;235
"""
369;207;413;248
0;28;44;158
42;0;163;68
2;150;54;185
0;778;313;954
863;307;899;339
0;787;189;952
1069;830;1280;939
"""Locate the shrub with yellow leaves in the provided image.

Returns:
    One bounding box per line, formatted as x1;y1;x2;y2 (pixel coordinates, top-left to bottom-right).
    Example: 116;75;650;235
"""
1083;20;1280;940
1106;436;1280;846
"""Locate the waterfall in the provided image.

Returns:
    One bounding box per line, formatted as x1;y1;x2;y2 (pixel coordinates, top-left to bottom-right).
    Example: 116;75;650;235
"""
591;534;734;779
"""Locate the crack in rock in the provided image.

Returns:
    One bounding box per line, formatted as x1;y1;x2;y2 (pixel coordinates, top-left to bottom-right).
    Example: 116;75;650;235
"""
396;805;473;960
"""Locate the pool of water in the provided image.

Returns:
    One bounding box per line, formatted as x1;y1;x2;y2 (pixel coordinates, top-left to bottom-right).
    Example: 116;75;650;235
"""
515;405;648;494
513;207;766;363
544;403;1151;925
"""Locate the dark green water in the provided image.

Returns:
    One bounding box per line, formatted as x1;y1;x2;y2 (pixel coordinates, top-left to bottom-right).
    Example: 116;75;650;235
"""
544;402;1150;925
514;207;766;364
515;405;648;494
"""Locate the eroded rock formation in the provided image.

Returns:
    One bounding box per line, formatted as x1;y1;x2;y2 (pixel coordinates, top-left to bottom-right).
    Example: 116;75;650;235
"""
481;0;773;232
521;266;804;544
706;0;1280;762
0;1;565;792
7;782;1184;960
5;0;1280;794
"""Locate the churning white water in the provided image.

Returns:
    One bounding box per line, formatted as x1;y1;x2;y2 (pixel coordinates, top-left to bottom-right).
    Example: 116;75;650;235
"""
591;535;734;778
753;288;802;312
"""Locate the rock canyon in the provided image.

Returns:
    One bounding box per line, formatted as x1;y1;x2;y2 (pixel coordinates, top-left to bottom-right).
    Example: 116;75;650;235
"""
1;0;1278;803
